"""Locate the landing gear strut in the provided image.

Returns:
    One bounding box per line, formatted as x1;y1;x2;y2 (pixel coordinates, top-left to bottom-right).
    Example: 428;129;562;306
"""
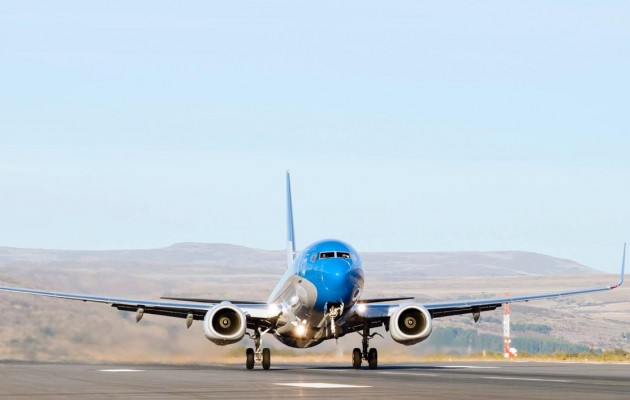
246;327;271;370
353;321;381;369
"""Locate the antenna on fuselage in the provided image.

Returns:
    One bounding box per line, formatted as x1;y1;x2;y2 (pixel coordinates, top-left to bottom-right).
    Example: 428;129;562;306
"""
286;171;296;268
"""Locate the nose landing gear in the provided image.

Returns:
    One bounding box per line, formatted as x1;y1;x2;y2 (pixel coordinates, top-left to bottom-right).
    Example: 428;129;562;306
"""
324;302;344;340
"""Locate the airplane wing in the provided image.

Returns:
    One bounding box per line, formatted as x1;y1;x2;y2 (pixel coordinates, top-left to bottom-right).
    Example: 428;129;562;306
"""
0;286;278;327
355;244;626;322
160;296;266;304
357;296;415;304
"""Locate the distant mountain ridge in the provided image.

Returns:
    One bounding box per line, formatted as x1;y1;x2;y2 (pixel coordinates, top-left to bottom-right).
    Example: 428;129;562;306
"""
0;242;598;277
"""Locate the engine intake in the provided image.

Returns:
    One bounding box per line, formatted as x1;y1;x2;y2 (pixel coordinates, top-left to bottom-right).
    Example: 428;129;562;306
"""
203;302;247;345
389;304;432;345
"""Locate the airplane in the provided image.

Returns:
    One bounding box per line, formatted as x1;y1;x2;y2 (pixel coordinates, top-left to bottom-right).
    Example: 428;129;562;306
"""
0;172;626;370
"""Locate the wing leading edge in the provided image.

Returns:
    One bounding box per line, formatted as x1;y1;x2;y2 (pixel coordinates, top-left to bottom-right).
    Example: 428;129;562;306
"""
0;286;278;324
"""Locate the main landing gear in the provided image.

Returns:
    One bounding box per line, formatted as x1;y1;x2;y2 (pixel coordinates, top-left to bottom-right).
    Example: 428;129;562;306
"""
353;321;382;369
246;327;271;370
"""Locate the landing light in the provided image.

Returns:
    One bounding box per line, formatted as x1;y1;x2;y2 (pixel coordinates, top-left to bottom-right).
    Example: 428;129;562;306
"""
295;324;306;337
268;303;280;315
357;303;367;313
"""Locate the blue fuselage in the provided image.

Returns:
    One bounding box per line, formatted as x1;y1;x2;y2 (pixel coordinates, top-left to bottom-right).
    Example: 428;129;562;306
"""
267;239;365;347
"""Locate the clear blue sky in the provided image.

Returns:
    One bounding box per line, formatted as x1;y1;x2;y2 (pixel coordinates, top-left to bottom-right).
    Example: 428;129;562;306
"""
1;1;628;272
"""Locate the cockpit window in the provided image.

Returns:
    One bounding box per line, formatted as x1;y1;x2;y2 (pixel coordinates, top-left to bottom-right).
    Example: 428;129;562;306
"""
319;251;351;259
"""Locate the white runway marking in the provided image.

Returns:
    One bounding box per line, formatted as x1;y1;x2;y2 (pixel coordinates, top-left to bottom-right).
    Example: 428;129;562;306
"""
481;376;571;383
379;371;440;377
441;365;499;369
99;369;144;372
276;383;371;388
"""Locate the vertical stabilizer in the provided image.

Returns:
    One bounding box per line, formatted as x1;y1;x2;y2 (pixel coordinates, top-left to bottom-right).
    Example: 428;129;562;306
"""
286;171;296;268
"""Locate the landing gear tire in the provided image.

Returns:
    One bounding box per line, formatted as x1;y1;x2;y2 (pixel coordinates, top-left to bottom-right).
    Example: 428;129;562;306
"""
352;348;362;369
246;348;254;370
368;348;378;369
262;348;271;370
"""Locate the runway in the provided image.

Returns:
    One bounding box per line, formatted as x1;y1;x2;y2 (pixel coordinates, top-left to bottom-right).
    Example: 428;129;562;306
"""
0;361;628;399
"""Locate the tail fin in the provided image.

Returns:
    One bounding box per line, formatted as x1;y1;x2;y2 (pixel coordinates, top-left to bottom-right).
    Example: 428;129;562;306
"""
286;171;296;268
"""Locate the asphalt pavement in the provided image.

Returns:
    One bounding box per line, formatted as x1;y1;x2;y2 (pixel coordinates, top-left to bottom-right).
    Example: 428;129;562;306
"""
0;361;628;399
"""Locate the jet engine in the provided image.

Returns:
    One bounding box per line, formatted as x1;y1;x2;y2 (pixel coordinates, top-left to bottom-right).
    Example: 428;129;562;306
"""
389;304;432;345
203;302;247;345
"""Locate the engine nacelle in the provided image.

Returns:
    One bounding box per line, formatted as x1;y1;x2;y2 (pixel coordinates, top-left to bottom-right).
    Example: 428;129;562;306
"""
389;304;433;345
203;302;247;345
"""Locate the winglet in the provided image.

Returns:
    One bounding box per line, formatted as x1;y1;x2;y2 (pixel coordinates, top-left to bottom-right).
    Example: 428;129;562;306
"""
286;171;296;268
611;243;626;289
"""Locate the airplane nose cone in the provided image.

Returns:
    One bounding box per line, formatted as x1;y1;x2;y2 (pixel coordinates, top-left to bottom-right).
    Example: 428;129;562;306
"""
318;259;358;305
325;260;352;282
